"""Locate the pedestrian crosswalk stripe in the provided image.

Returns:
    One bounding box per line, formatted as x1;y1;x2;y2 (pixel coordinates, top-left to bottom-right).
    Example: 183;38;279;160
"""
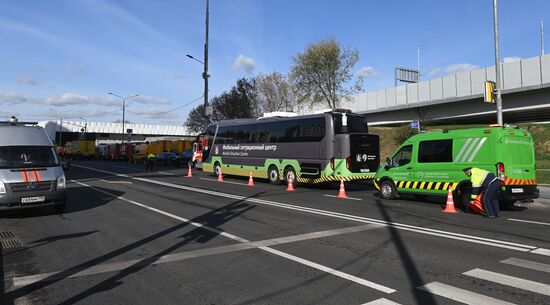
418;282;514;305
500;257;550;274
463;268;550;296
362;298;401;305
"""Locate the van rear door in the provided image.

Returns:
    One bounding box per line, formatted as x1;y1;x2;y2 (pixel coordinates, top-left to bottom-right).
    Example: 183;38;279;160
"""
500;134;536;181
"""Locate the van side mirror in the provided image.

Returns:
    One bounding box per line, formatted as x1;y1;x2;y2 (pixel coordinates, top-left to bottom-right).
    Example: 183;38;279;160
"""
385;157;392;168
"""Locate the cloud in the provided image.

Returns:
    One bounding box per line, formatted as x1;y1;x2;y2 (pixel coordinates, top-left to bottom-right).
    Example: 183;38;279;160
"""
130;109;181;120
63;62;88;76
132;95;171;105
428;67;441;77
0;92;28;104
355;66;376;78
26;108;120;119
233;54;256;74
17;74;40;85
34;93;91;106
502;56;521;63
444;63;480;75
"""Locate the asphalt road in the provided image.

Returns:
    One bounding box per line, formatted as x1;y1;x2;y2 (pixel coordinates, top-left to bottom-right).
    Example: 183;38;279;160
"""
2;160;550;305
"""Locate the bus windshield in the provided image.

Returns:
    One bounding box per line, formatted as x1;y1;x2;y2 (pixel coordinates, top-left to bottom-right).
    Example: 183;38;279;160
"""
332;114;369;134
0;146;59;168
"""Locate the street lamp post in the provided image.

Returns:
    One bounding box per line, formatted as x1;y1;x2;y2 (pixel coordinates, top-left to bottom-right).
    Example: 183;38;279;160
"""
108;93;139;144
186;0;210;130
493;0;503;125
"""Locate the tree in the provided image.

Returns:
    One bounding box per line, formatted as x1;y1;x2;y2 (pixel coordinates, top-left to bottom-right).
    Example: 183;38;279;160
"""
290;38;363;109
254;72;296;114
213;78;257;121
185;78;258;133
185;104;211;133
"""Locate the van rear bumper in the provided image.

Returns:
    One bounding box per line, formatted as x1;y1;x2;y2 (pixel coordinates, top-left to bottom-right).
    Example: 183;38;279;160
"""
0;190;67;211
500;185;539;202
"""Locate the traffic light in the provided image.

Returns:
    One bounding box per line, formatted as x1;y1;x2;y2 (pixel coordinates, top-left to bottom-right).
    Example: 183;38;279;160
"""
484;81;496;103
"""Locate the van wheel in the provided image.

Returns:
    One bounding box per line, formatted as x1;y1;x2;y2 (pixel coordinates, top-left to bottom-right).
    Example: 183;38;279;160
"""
214;162;222;176
268;166;280;185
500;199;516;210
380;180;397;199
54;203;66;213
456;187;471;210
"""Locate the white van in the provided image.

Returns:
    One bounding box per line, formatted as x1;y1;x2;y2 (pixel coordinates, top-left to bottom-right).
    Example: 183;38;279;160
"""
0;117;67;212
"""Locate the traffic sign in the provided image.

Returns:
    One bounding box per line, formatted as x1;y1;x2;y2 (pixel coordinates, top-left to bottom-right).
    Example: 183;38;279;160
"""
409;121;419;129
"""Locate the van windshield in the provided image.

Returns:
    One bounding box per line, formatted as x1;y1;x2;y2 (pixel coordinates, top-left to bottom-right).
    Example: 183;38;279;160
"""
0;146;59;168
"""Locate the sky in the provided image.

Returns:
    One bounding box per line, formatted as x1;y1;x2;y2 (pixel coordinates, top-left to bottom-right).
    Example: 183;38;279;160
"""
0;0;548;125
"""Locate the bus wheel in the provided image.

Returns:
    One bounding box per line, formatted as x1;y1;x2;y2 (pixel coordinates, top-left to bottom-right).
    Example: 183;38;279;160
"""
214;162;222;177
268;166;280;185
380;180;397;199
284;167;297;185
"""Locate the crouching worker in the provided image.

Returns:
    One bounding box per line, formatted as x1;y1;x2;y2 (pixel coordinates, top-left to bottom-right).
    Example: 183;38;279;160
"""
463;167;500;218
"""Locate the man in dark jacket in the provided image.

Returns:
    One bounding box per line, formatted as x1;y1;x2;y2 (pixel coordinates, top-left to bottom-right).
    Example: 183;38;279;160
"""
463;167;501;217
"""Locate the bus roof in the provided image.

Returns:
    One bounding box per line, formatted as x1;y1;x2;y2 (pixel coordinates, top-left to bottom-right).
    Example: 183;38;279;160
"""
212;111;364;127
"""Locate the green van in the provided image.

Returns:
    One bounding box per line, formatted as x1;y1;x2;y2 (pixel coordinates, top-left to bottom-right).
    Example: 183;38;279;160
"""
374;126;539;208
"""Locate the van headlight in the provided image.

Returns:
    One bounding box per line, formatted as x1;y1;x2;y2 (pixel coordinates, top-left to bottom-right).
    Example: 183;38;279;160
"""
57;174;66;190
0;181;5;194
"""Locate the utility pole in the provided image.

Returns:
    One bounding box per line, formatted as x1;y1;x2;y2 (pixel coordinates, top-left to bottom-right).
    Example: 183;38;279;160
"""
542;21;545;55
493;0;503;125
203;0;210;127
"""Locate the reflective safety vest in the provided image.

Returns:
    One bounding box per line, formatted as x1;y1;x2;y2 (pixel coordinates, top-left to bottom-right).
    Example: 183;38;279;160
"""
470;167;491;199
147;153;155;160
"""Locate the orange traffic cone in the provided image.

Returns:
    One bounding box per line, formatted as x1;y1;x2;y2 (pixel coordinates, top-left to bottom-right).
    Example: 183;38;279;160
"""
186;164;193;177
217;169;223;182
442;186;458;213
337;178;348;198
286;178;295;191
248;171;254;186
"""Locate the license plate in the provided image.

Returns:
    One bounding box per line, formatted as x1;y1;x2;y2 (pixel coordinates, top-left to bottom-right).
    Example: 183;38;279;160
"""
511;188;524;194
360;169;370;173
21;196;45;204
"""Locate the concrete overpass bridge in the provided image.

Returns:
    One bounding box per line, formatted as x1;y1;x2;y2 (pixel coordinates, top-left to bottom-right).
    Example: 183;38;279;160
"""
343;54;550;125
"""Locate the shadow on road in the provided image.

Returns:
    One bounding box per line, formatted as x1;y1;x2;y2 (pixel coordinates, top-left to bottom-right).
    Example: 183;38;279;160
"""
375;198;437;305
2;191;259;305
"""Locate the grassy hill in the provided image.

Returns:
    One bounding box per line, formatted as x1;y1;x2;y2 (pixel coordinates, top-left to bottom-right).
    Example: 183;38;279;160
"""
370;123;550;184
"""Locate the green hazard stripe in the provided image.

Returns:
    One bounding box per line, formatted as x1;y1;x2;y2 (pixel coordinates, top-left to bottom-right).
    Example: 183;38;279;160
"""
394;180;458;191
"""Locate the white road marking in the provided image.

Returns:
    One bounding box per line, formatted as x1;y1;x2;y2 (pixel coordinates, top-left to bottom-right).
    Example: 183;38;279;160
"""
501;257;550;274
39;179;394;293
530;248;550;256
362;298;402;305
100;179;132;184
259;246;395;293
463;268;550;296
11;220;382;288
157;171;176;176
418;282;515;305
72;164;542;254
200;177;248;186
324;194;363;201
508;218;550;226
